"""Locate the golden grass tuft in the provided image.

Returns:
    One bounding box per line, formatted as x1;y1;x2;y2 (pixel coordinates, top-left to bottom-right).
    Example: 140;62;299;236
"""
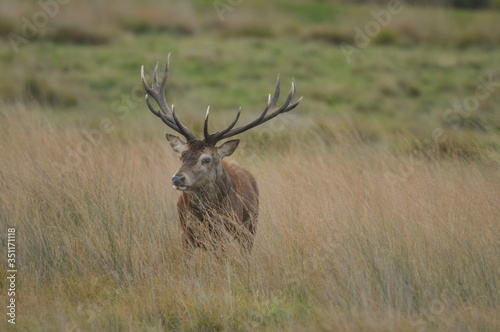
1;104;499;330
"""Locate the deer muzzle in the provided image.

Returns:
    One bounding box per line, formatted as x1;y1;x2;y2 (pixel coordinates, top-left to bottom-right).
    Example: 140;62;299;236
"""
172;173;187;191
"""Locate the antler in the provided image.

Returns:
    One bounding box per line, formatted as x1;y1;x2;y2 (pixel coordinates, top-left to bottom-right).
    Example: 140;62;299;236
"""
203;74;303;145
141;54;197;142
142;54;302;145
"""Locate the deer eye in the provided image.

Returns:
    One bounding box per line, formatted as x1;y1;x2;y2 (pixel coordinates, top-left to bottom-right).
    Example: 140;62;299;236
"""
201;157;211;165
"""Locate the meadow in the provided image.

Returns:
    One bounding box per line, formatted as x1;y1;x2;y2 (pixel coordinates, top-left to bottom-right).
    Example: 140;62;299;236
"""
1;1;500;331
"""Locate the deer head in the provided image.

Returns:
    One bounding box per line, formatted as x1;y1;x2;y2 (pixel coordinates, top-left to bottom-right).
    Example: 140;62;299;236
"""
165;135;240;192
141;54;302;194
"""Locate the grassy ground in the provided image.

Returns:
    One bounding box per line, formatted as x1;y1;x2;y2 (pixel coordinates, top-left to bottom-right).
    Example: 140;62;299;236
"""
1;1;500;331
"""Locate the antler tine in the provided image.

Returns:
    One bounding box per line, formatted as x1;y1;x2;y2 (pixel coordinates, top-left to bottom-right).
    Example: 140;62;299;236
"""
152;62;159;88
204;106;211;139
171;105;196;141
270;74;281;107
278;80;303;114
145;95;181;132
141;64;171;116
144;94;161;117
275;79;295;113
210;107;241;142
204;107;242;144
141;55;198;142
159;54;170;100
141;65;154;96
214;77;302;141
148;58;172;116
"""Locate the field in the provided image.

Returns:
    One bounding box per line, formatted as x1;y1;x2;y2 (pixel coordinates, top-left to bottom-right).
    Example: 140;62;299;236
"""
1;1;500;331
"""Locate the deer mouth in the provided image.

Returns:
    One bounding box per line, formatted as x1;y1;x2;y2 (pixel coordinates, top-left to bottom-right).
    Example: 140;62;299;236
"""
173;185;188;191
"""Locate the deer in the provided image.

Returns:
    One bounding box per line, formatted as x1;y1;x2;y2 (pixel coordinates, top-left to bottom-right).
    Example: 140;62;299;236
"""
141;54;302;261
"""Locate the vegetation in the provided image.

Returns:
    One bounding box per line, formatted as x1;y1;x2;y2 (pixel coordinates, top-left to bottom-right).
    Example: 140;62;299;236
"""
0;0;499;331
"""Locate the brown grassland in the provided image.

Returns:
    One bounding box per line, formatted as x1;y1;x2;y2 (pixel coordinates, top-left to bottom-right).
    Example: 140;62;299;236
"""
0;0;500;331
1;103;499;331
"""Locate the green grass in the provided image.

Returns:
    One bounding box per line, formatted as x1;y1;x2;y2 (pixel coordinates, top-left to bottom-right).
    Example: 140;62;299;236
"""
1;34;499;144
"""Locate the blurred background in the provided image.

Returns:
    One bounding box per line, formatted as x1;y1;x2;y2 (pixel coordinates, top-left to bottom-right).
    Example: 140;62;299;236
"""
1;0;499;156
2;2;500;330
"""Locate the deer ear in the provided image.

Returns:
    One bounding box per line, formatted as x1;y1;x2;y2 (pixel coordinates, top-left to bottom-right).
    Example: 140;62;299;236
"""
166;133;187;153
216;139;240;159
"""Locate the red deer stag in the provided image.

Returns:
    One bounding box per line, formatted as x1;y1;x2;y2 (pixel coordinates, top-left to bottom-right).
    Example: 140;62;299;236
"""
141;54;302;260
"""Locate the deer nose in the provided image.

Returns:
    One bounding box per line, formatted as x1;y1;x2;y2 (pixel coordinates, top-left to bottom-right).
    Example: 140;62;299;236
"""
172;174;185;186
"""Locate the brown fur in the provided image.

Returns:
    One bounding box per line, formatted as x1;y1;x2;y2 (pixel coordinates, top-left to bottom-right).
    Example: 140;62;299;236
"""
142;55;300;261
177;159;259;258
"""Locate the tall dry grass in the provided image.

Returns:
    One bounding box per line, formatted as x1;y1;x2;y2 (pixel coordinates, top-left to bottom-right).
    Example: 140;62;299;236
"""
0;103;499;331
